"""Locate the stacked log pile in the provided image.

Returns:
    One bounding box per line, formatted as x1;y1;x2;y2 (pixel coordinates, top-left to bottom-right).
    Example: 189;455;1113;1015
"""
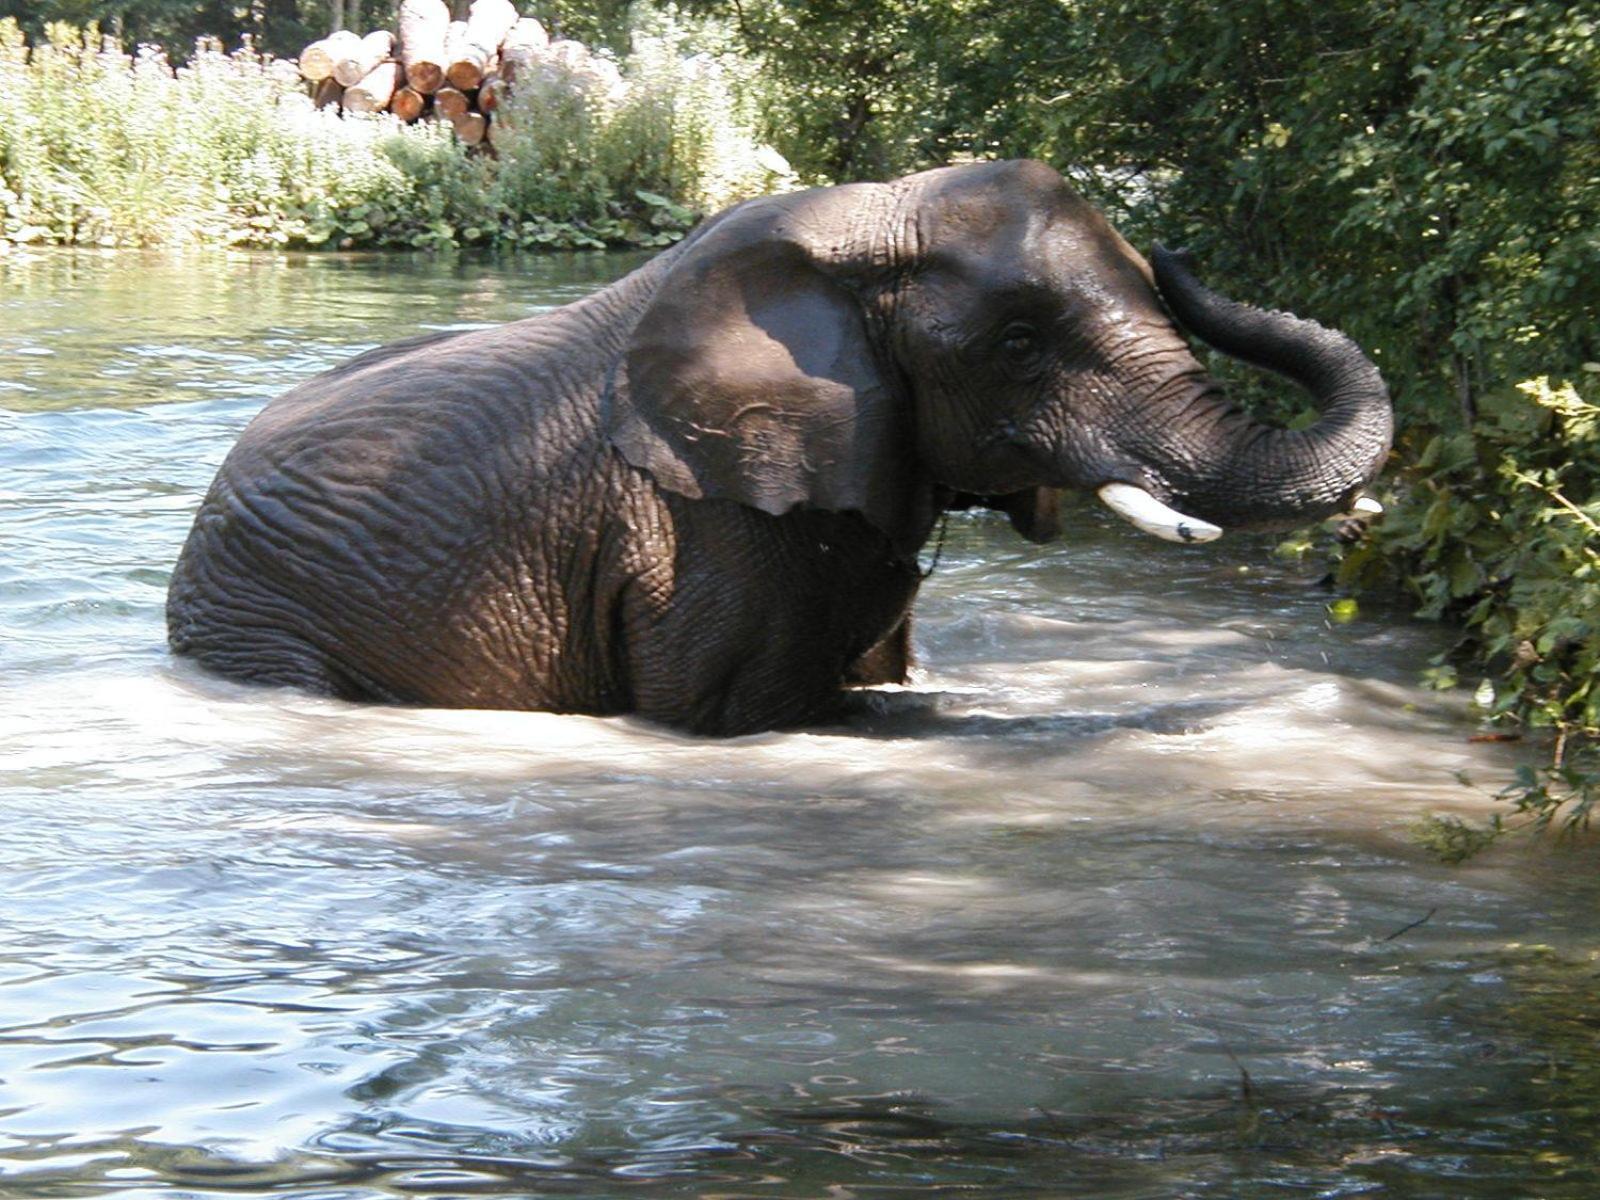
297;0;608;147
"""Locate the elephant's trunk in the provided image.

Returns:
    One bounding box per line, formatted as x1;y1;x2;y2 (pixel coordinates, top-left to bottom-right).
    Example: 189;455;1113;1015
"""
1141;246;1393;532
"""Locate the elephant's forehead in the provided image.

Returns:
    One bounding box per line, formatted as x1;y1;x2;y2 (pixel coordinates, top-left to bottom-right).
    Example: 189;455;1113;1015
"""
914;210;1148;310
920;179;1059;246
913;167;1132;280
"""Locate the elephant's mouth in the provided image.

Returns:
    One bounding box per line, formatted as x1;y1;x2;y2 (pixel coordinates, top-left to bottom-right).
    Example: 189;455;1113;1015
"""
964;413;1227;544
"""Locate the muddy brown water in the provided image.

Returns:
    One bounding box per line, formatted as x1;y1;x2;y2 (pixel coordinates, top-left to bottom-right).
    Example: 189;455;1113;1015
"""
2;249;1597;1198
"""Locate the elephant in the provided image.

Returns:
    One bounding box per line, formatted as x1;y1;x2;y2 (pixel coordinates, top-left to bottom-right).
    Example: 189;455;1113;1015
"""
167;159;1392;735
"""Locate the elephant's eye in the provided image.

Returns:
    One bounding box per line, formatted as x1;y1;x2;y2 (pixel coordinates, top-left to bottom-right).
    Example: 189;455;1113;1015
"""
999;321;1040;358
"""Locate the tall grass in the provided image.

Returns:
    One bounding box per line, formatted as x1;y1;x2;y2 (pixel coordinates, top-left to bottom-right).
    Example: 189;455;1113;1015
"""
0;14;793;250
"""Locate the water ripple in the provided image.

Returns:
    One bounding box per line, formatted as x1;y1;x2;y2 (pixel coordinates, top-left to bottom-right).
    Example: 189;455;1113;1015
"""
1;250;1596;1198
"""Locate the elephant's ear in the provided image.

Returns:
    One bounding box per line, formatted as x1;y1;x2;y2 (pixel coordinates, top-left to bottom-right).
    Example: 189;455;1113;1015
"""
607;196;914;537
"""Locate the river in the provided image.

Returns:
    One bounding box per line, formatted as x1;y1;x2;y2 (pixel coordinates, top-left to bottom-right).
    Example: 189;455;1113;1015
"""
2;249;1596;1198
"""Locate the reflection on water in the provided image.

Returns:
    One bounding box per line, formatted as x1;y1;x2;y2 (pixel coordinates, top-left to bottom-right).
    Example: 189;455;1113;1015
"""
2;249;1597;1198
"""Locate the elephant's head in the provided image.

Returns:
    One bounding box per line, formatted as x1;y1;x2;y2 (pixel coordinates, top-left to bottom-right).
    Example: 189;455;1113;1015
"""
609;160;1392;550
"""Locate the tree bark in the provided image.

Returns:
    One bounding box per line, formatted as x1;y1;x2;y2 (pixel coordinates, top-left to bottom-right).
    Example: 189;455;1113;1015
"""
299;29;361;81
398;0;450;94
443;20;487;91
342;60;401;113
333;29;394;88
497;16;548;83
450;0;517;89
468;0;520;50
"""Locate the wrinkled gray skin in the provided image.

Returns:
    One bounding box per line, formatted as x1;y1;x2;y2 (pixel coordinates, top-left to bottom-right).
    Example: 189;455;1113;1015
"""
168;160;1393;734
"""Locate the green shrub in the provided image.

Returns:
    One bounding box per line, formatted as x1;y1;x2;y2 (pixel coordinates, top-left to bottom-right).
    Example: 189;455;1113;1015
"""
0;12;791;251
488;10;792;247
1342;373;1600;838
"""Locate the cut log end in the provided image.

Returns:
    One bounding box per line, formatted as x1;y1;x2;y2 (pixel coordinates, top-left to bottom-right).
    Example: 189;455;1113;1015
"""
452;110;488;146
312;75;345;109
406;62;445;94
446;58;487;91
299;29;361;81
333;29;395;87
478;74;505;112
391;86;428;122
434;85;471;119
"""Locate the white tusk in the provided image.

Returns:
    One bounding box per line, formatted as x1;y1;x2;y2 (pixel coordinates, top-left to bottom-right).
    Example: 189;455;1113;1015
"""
1097;483;1222;544
1330;494;1385;520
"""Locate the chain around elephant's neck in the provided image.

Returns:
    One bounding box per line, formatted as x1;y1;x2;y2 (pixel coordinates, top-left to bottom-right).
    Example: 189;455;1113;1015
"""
918;513;951;578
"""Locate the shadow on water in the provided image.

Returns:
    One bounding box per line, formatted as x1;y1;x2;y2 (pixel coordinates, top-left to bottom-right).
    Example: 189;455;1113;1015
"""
3;250;1600;1199
838;690;1242;741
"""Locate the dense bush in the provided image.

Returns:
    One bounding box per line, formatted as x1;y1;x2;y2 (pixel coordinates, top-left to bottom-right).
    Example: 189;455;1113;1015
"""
1344;372;1600;836
0;14;792;251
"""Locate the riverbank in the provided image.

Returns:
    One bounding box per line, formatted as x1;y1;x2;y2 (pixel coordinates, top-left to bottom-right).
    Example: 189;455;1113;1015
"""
0;16;791;252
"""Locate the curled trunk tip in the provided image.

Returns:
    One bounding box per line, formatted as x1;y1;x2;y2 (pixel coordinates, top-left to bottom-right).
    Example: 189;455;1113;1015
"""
1147;244;1394;530
1151;244;1384;396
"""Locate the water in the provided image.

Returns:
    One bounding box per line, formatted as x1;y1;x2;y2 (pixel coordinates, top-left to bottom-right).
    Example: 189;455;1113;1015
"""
2;248;1597;1199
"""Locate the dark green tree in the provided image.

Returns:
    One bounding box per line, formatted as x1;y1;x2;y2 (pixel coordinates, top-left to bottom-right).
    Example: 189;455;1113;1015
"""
694;0;1598;423
0;0;411;58
680;0;960;180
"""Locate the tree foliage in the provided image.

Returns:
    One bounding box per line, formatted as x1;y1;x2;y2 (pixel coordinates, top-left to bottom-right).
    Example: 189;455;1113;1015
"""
677;0;956;180
700;0;1597;413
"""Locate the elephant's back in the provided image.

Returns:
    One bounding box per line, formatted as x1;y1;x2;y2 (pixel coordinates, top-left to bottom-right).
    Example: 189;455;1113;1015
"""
242;315;597;471
186;320;585;581
168;306;628;707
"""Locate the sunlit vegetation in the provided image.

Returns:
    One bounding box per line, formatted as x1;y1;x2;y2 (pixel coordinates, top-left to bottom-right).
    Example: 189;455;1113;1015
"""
1358;374;1600;840
0;13;790;251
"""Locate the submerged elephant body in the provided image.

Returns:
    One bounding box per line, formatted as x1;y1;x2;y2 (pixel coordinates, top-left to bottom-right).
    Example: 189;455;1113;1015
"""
169;161;1392;734
167;296;918;732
